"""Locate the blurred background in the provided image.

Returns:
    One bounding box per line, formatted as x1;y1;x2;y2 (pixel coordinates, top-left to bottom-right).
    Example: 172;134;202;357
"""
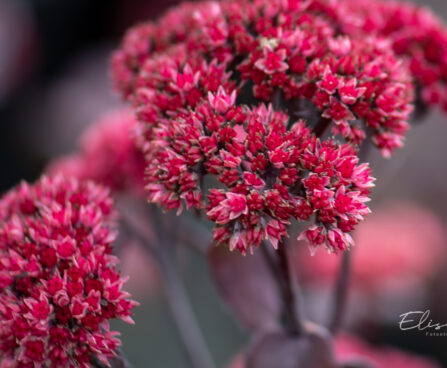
1;0;447;367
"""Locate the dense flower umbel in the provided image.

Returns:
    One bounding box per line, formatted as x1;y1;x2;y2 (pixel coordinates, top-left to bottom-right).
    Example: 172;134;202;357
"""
299;37;413;157
0;176;137;367
336;0;447;114
111;0;381;254
47;109;146;194
146;93;374;254
111;0;414;157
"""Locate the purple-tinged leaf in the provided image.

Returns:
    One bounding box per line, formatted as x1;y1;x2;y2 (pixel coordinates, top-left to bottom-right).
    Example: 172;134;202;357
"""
208;245;281;331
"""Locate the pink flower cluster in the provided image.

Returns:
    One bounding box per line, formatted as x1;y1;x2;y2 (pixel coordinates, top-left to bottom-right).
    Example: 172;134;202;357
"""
111;0;381;254
0;176;137;367
336;334;440;368
146;93;373;254
299;37;413;157
111;0;415;157
336;0;447;113
47;109;146;194
227;334;440;368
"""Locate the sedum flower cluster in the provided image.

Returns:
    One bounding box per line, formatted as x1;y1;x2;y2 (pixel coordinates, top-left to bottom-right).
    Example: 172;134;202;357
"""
336;0;447;113
0;176;137;367
110;0;440;254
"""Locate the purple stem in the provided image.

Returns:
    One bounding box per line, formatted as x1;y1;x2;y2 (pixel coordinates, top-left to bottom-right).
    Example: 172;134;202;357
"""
261;241;303;336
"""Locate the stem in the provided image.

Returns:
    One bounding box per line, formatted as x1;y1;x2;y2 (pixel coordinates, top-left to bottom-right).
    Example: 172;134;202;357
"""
158;246;216;368
118;202;216;368
276;243;304;336
328;251;351;334
179;215;212;253
261;242;303;336
313;117;332;138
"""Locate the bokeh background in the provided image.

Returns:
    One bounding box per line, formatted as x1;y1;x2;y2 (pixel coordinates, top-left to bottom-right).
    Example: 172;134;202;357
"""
1;0;447;366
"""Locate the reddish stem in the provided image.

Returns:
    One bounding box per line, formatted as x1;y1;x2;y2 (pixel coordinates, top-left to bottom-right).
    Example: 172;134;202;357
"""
276;243;304;336
314;117;332;138
262;241;303;336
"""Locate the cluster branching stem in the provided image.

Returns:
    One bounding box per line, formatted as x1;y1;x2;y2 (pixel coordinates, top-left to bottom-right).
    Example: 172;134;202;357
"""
314;117;332;138
276;243;304;336
118;202;216;368
261;241;304;336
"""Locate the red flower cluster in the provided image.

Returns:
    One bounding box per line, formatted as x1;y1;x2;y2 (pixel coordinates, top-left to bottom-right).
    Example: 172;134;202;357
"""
111;0;385;254
336;0;447;113
146;92;373;254
300;37;413;157
47;109;146;194
0;176;137;367
111;0;414;157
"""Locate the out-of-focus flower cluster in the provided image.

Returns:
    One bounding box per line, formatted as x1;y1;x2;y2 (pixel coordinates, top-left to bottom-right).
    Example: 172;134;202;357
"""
111;0;390;254
336;0;447;114
0;176;137;367
227;333;440;368
293;201;446;292
47;109;146;195
335;334;441;368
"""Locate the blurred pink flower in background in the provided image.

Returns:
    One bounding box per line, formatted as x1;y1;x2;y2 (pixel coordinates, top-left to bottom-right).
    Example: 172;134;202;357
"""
47;108;146;194
226;334;440;368
119;240;160;299
47;155;85;180
226;354;245;368
294;201;447;293
336;334;441;368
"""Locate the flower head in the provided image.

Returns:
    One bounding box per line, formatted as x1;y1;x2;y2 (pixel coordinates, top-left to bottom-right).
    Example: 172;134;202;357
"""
146;95;374;254
336;0;447;114
112;0;414;157
0;176;137;367
47;109;146;194
110;0;398;254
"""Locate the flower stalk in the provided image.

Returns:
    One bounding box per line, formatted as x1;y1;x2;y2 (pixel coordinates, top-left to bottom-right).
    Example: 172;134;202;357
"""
262;241;304;336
